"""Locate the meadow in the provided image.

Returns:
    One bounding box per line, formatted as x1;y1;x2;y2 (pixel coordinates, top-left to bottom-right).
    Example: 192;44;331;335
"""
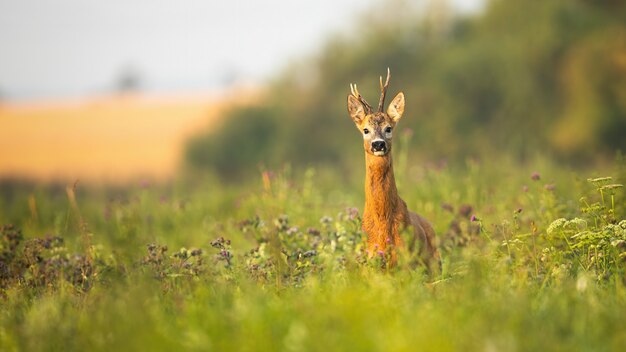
1;149;625;351
2;1;625;350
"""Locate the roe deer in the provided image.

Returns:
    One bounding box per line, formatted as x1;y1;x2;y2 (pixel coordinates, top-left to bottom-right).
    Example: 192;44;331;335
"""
347;69;439;268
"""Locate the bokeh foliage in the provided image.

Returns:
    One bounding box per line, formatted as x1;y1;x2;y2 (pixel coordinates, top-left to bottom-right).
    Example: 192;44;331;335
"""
186;0;626;178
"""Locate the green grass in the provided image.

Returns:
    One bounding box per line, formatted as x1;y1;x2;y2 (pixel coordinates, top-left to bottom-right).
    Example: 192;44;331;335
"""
1;156;625;351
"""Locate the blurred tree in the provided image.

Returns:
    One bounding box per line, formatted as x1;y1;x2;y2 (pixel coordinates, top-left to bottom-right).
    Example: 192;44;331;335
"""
554;26;626;158
186;0;626;178
115;65;143;93
186;105;282;178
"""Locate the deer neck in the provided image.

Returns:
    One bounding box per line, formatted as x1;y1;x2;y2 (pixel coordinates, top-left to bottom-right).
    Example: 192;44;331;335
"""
364;153;400;219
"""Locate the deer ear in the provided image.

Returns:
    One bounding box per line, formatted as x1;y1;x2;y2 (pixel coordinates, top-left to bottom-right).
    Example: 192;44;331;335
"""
387;92;405;122
347;95;366;124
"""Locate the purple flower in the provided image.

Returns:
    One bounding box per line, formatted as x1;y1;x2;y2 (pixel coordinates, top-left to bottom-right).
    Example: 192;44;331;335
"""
346;207;360;221
458;204;473;217
544;184;555;191
470;215;479;222
377;250;385;257
531;172;541;181
307;227;320;236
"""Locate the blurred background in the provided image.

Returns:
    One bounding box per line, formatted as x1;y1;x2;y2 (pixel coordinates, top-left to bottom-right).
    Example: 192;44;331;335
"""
0;0;625;185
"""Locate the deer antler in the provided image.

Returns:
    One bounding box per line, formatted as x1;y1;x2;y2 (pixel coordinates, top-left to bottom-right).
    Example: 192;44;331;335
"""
378;67;391;113
350;83;373;115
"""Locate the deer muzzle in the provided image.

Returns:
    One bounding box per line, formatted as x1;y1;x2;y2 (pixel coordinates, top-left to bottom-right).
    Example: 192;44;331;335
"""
371;140;387;155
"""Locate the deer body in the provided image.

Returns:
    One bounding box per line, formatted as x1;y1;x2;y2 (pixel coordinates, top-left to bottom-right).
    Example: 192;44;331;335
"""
347;70;439;267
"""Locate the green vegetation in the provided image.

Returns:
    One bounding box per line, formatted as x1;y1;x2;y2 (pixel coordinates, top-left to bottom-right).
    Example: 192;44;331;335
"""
1;154;625;351
3;0;626;350
186;0;626;178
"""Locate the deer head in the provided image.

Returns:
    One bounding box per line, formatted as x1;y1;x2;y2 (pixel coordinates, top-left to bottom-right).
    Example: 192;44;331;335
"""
347;68;405;157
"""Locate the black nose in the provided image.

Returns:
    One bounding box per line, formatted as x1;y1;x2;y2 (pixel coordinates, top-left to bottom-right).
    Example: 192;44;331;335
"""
372;140;386;151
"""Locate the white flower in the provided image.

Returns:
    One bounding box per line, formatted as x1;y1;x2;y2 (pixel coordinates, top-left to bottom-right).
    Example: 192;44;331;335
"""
547;218;567;235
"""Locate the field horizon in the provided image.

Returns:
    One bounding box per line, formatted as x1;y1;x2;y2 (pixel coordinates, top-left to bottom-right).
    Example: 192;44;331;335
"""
0;86;261;185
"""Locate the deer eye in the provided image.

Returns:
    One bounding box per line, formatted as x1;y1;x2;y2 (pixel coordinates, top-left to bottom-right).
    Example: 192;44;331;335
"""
385;127;392;133
363;128;370;134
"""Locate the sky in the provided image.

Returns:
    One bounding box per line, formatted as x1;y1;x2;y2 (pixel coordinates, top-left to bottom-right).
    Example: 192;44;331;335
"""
0;0;483;101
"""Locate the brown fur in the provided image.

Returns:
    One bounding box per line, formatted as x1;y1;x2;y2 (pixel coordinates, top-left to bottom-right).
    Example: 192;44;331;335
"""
361;152;439;267
347;72;439;268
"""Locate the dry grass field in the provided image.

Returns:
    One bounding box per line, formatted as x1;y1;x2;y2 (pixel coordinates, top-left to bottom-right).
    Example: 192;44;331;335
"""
0;89;259;184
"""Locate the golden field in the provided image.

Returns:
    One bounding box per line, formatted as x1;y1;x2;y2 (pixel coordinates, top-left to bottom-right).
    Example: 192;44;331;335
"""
0;89;259;184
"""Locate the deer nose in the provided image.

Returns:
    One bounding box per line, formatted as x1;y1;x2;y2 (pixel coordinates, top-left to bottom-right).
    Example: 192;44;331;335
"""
372;140;386;152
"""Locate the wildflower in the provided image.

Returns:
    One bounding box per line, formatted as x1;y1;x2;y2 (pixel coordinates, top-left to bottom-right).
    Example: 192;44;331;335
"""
470;215;479;222
286;227;299;236
441;203;454;213
346;207;360;221
611;240;626;250
600;184;624;192
544;184;555;191
587;177;612;184
458;204;473;217
275;215;289;230
515;208;523;214
320;216;332;224
218;249;233;264
569;218;586;229
377;250;385;257
175;248;190;259
531;172;540;181
306;227;320;236
210;237;230;249
546;218;567;235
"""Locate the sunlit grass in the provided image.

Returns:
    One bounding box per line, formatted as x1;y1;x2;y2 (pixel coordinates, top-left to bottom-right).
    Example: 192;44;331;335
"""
1;156;625;351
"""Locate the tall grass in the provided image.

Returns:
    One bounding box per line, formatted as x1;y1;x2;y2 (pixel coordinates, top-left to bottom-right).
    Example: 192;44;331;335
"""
1;156;625;351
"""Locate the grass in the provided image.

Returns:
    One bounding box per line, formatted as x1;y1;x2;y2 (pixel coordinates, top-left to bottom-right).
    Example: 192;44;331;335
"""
1;153;625;351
